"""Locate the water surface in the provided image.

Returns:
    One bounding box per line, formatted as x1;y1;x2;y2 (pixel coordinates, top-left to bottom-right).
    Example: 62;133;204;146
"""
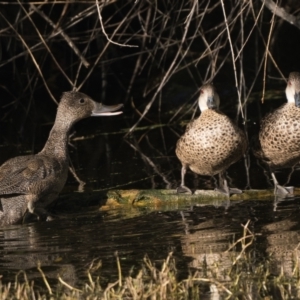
1;195;300;294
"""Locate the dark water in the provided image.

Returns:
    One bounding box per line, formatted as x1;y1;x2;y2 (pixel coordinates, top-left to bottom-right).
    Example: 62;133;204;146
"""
1;195;300;293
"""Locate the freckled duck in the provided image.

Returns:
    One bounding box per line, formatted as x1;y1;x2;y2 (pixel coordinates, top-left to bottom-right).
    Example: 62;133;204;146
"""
176;83;247;195
258;72;300;197
0;91;123;226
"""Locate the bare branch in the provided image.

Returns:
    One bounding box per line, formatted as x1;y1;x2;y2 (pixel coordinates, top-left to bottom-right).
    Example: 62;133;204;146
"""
96;0;138;48
261;0;300;30
30;4;90;68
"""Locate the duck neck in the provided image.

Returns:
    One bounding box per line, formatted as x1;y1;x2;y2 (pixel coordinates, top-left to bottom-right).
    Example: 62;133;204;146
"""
39;114;74;159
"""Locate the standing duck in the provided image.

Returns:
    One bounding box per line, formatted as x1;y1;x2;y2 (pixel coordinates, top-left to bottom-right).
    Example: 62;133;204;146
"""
258;72;300;197
176;83;247;195
0;91;123;226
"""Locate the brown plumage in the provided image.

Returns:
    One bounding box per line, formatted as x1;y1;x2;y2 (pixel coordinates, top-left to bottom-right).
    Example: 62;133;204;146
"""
176;83;247;195
258;72;300;196
0;91;123;226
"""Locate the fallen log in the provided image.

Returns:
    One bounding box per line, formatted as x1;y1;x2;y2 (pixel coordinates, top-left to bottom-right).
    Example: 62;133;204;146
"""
55;188;300;214
100;188;300;210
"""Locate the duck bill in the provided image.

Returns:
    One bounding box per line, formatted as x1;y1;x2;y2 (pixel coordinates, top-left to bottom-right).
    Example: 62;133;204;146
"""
207;96;217;109
92;103;123;116
295;92;300;108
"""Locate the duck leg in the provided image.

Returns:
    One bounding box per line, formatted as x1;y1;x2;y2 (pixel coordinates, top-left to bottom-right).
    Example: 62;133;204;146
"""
177;165;192;194
215;172;243;196
271;172;293;197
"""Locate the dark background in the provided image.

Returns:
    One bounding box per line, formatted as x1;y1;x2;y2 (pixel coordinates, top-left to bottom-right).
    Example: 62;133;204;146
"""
0;0;300;191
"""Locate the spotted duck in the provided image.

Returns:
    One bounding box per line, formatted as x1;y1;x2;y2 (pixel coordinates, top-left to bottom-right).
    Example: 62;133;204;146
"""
258;72;300;197
0;91;123;226
176;83;247;195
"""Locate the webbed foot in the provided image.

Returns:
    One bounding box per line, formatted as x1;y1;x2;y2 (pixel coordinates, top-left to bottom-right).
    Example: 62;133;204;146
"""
177;185;192;194
34;207;57;222
215;187;229;197
177;165;192;194
216;173;243;197
274;184;294;198
228;188;243;195
271;173;294;198
45;214;58;222
215;187;243;196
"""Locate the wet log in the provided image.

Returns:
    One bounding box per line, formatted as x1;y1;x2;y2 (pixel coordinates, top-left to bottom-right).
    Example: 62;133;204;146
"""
55;188;300;215
100;188;300;210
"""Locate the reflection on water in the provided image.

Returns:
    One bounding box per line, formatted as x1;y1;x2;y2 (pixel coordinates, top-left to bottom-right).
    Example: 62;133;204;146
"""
1;197;300;295
263;211;300;277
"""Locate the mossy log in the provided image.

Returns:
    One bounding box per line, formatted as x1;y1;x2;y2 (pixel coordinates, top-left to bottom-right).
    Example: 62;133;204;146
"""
55;188;300;212
99;188;300;210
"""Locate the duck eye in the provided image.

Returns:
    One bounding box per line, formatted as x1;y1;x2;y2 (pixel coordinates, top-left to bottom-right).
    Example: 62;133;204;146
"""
79;98;85;104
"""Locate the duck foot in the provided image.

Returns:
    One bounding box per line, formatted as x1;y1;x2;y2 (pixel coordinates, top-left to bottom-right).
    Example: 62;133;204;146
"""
45;214;58;222
33;207;58;222
274;185;294;198
38;211;58;222
22;210;57;223
214;187;242;196
229;188;243;195
216;174;243;196
271;172;294;198
177;185;192;194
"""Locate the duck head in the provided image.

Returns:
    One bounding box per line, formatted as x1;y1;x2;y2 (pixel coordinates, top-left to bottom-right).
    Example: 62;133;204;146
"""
286;72;300;108
198;83;220;112
57;91;123;125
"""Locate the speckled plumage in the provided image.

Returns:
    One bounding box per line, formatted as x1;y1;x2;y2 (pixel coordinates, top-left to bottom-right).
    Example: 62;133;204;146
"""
176;84;247;194
258;72;300;196
0;91;123;226
260;104;300;168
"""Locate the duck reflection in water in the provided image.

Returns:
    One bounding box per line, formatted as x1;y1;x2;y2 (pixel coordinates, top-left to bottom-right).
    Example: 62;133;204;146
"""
0;91;123;226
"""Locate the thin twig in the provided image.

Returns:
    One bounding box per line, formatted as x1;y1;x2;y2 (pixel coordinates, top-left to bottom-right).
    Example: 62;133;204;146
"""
18;0;75;88
125;0;198;135
261;0;300;29
37;262;52;295
220;0;244;121
0;11;58;104
96;0;138;48
30;4;90;68
262;0;277;103
115;251;122;287
58;276;82;293
78;1;140;90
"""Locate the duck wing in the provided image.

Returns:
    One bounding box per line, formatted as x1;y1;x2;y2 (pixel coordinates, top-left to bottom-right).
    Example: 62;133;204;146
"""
0;155;63;197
